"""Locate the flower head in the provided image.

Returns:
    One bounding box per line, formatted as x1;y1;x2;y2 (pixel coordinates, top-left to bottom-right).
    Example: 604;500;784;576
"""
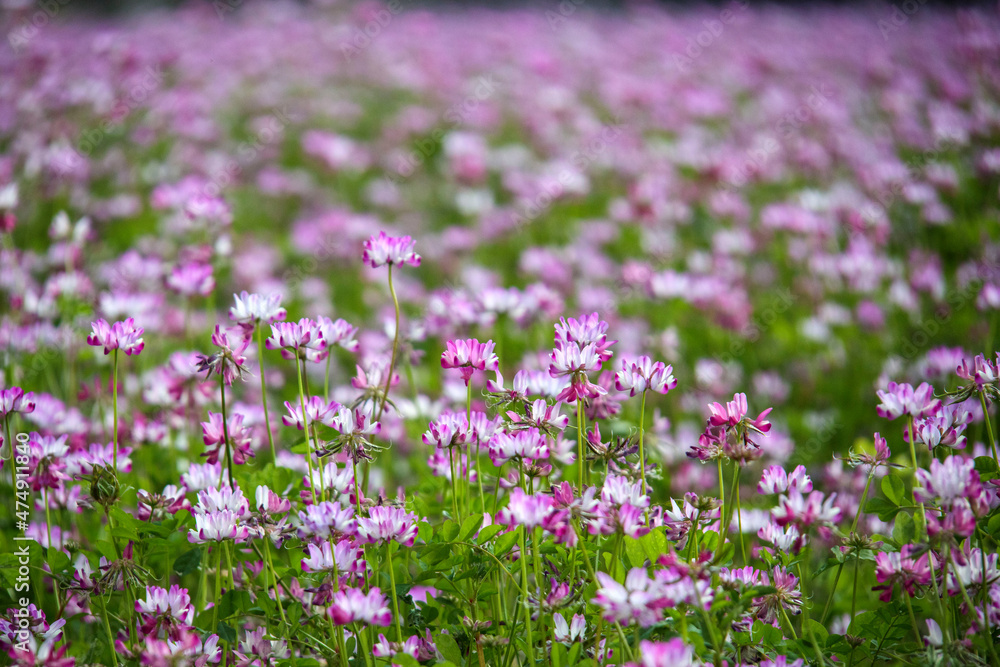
441;339;499;385
195;325;251;385
362;231;421;268
87;318;145;356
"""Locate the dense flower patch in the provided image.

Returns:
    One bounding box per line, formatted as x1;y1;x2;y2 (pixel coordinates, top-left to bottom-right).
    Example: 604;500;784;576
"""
1;1;1000;666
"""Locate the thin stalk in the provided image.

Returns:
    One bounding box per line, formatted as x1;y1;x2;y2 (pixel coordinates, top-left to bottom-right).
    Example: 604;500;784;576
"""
263;538;289;631
577;401;584;490
112;349;119;469
907;416;928;541
850;552;860;631
386;543;404;643
949;547;1000;666
980;390;999;463
448;447;461;521
637;389;647;499
97;594;119;667
902;592;922;645
821;469;875;624
5;417;14;496
734;466;745;564
212;544;223;631
255;325;277;461
376;264;400;423
469;383;485;515
219;375;234;488
518;526;537;666
295;356;319;506
797;560;826;667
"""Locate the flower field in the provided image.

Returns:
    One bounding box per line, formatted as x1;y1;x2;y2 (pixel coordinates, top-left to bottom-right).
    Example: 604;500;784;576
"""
1;1;1000;665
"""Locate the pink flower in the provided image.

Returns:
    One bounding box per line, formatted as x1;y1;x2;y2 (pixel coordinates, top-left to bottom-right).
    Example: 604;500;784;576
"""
708;392;772;433
297;502;357;539
873;546;931;601
496;488;554;529
625;638;703;667
229;291;286;325
876;381;941;420
592;569;666;627
328;587;392;626
87;318;145;355
772;490;842;530
166;262;215;297
356;506;419;547
549;342;607;403
265;319;327;360
315;316;359;353
200;412;254;465
135;585;195;640
615;356;677;396
487;428;549;466
554;313;616;363
362;231;421;268
0;387;35;417
195;325;251;386
282;397;340;430
553;613;586;643
915;456;981;508
188;510;249;543
254;485;291;515
956;354;999;388
757;465;813;495
301;539;366;576
441;339;499;385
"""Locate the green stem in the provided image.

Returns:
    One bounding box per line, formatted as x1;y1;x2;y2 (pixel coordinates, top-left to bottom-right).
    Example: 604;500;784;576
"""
850;553;860;631
376;264;400;424
980;390;999;463
448;446;461;521
295;356;319;506
256;325;277;461
798;560;825;666
212;544;223;631
263;538;289;632
821;469;875;624
907;416;928;542
734;466;745;564
637;389;647;499
220;375;234;488
577;401;584;490
902;592;922;645
518;526;537;666
112;349;119;470
386;543;404;643
97;594;120;667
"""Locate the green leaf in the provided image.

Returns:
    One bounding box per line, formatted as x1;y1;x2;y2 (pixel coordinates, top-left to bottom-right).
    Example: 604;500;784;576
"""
459;514;484;542
806;619;829;643
173;548;202;576
892;512;915;545
494;531;518;556
476;524;504;545
216;621;237;644
217;589;251;619
623;536;645;569
975;456;999;475
441;520;459;543
881;474;905;506
47;547;70;573
864;497;900;522
435;632;464;666
417;520;433;544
